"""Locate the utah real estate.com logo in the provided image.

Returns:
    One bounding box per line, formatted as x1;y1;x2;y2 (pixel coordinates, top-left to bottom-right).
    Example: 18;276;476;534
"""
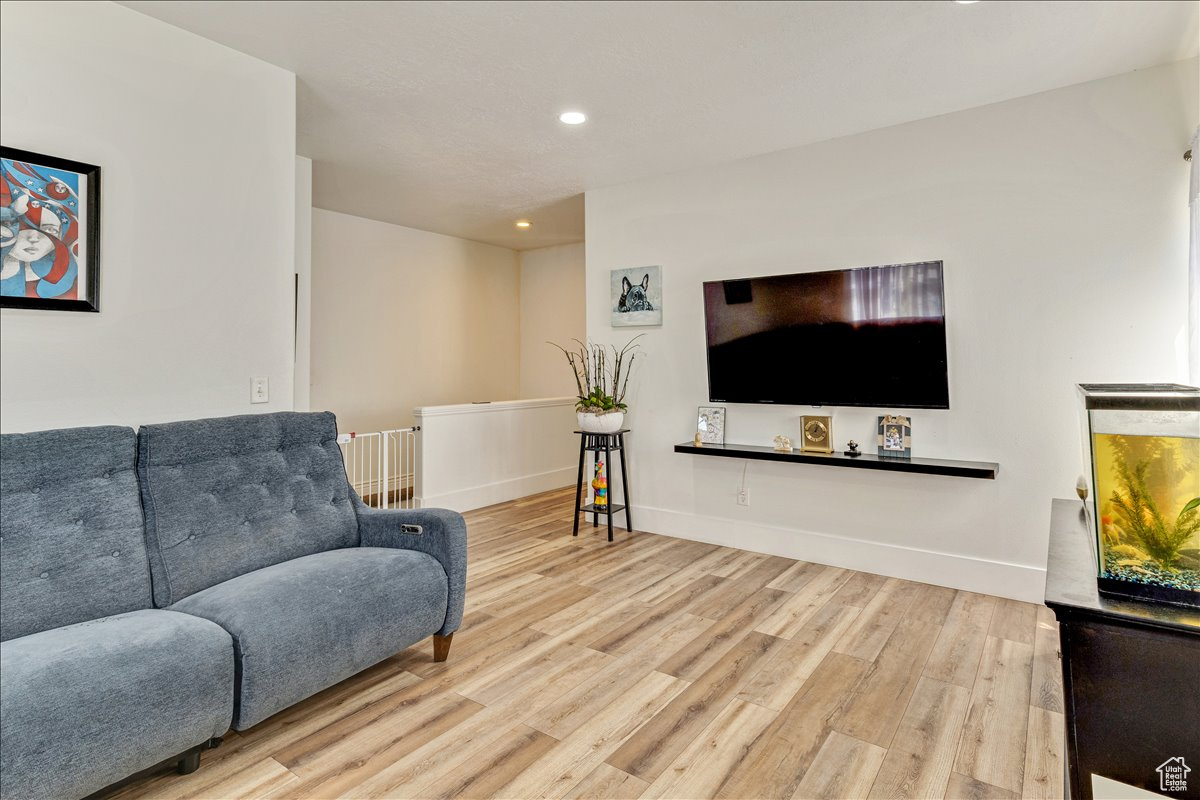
1158;757;1190;793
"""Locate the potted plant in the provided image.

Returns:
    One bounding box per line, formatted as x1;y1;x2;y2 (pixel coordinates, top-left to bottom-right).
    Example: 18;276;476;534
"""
551;336;643;433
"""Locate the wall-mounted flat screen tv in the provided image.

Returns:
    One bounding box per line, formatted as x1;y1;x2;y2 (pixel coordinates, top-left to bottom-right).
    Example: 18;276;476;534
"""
703;260;949;409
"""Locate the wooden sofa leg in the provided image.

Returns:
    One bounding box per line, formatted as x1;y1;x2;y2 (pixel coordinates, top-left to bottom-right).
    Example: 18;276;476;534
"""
433;633;454;662
177;749;201;775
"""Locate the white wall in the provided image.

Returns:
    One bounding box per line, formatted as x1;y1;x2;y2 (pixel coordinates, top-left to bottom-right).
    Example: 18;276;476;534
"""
310;209;520;434
519;242;586;398
415;397;577;512
294;156;313;411
0;0;296;432
585;60;1198;602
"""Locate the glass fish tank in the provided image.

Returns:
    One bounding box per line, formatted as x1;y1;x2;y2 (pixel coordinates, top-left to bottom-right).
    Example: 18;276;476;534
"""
1078;384;1200;608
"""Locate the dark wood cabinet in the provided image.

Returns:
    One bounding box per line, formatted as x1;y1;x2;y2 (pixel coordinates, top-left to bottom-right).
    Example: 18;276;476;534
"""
1045;499;1200;800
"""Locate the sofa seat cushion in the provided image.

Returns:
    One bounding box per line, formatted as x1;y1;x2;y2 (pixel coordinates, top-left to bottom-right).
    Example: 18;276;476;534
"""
0;609;233;800
170;547;449;730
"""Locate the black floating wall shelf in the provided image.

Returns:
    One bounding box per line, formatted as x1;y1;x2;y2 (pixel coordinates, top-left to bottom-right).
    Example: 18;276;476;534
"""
674;441;998;480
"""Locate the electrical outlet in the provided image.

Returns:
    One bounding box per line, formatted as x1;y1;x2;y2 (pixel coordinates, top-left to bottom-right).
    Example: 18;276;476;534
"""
251;376;269;404
737;488;749;507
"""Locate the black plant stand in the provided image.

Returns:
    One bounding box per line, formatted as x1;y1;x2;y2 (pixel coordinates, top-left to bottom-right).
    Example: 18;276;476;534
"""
572;430;632;542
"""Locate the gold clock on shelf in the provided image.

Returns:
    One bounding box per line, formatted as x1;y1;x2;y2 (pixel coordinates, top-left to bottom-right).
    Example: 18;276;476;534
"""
800;415;834;454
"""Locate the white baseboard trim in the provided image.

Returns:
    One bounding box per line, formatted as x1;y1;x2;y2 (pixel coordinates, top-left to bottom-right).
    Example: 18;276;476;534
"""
419;467;576;513
631;504;1046;604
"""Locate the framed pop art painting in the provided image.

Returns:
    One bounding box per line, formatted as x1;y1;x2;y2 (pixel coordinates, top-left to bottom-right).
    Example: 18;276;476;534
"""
611;265;662;327
1;147;101;312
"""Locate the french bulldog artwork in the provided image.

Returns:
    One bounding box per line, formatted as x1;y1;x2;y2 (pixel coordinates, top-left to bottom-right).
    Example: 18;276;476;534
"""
610;265;662;327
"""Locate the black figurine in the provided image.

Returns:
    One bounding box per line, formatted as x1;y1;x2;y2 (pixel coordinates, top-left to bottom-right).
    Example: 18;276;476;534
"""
843;440;861;457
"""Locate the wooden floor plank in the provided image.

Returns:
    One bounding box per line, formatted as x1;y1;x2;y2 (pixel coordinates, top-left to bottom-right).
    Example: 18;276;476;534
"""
626;548;730;604
473;575;598;624
908;583;959;626
944;771;1020;800
793;730;888;800
833;578;925;663
346;649;614;798
737;601;861;711
753;565;853;639
866;676;971;799
1021;705;1065;800
452;637;607;707
560;763;648;800
830;615;942;748
525;613;712;741
1030;605;1063;713
415;724;558;800
179;757;297;800
656;587;789;681
492;669;689;799
270;693;483;798
606;631;782;782
924;591;997;690
640;698;779;800
687;556;794;620
589;574;727;655
829;570;889;607
988;598;1038;646
527;590;643;639
952;636;1035;793
765;558;824;593
94;486;1058;800
712;652;872;800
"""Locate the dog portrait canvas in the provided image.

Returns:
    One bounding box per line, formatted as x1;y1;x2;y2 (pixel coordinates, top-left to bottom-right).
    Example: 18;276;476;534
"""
611;265;662;327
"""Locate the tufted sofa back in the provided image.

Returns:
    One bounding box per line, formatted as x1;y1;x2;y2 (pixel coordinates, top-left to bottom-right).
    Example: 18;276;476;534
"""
0;426;153;641
136;411;359;607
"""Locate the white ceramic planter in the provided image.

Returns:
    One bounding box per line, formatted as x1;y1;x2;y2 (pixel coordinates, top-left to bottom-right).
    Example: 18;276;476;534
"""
577;411;625;433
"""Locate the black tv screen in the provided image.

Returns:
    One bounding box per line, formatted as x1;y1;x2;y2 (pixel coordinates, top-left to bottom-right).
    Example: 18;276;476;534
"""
703;261;949;409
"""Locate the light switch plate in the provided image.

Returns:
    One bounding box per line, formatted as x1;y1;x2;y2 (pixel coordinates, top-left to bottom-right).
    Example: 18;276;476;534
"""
251;377;269;404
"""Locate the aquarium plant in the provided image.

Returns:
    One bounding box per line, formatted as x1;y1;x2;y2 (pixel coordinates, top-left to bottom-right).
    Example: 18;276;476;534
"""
1108;456;1200;566
1099;436;1200;594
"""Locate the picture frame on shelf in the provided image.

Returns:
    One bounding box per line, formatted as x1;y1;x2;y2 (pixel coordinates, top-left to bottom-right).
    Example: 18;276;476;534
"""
877;415;912;458
1;146;101;312
696;405;725;444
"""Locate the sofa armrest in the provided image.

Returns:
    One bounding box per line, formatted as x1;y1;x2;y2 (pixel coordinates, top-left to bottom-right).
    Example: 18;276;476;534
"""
352;495;466;636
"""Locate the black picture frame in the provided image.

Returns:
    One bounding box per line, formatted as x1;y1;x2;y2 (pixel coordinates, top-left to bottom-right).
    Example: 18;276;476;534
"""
1;146;101;312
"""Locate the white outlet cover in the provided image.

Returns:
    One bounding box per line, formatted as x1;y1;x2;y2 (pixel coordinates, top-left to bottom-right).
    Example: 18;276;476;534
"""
251;376;269;404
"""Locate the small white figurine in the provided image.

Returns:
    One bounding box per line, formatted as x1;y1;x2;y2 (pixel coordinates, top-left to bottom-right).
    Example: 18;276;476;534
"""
773;435;793;452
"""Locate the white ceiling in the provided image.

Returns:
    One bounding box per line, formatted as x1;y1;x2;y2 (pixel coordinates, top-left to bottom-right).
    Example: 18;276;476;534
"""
120;0;1198;250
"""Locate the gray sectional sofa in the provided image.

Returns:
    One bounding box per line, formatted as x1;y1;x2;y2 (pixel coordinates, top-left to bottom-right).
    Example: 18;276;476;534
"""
0;412;466;800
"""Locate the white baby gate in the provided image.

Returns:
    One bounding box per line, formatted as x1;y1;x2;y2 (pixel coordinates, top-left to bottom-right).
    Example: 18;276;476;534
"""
337;428;419;509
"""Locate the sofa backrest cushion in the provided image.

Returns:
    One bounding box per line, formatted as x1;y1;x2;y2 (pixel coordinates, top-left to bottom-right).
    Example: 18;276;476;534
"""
136;411;359;606
0;426;152;641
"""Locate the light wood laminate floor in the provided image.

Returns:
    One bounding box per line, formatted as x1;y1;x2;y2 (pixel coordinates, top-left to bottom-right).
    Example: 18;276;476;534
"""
104;487;1064;800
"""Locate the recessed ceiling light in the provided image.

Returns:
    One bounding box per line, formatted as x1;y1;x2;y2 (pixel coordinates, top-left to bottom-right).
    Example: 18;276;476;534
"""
515;220;532;229
559;111;587;125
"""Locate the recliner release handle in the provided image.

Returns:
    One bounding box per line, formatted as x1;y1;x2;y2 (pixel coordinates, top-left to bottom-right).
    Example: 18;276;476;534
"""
401;524;423;535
